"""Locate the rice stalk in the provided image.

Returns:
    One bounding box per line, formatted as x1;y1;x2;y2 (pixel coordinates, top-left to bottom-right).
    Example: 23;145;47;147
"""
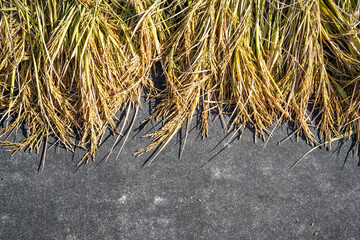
137;0;360;161
0;0;165;165
2;0;360;166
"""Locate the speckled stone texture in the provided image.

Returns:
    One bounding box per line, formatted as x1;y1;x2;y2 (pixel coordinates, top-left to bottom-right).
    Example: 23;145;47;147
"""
1;99;360;239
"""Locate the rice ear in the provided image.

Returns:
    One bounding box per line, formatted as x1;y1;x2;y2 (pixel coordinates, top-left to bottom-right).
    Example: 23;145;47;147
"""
2;0;360;166
138;0;360;161
0;0;163;164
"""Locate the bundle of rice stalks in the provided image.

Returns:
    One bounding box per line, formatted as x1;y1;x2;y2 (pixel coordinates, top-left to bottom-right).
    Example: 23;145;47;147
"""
138;0;285;159
138;0;360;160
1;0;360;166
0;0;167;166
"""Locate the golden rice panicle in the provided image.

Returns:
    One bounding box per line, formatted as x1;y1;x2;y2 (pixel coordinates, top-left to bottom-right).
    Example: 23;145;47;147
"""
138;0;360;160
136;0;286;159
0;0;162;165
319;0;360;147
2;0;360;167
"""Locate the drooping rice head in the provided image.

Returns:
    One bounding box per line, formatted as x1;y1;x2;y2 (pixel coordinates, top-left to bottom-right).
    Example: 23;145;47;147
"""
137;0;287;158
277;0;359;147
318;0;360;148
0;0;165;164
1;0;360;165
138;0;360;158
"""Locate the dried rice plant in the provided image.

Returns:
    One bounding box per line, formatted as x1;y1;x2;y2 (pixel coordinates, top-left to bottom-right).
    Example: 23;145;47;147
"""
0;0;166;166
1;0;360;167
138;0;360;161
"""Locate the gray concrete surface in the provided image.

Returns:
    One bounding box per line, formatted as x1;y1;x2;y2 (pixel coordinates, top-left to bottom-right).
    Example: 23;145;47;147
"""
1;101;360;239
